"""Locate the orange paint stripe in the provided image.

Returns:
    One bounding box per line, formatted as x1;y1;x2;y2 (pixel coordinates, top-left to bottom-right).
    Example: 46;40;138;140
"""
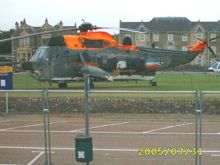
72;62;99;67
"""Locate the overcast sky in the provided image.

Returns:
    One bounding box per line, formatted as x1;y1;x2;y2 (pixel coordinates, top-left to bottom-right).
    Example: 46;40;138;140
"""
0;0;219;34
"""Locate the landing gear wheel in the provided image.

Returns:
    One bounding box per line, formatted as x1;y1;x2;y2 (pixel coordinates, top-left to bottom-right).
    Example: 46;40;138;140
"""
58;82;67;88
151;81;157;86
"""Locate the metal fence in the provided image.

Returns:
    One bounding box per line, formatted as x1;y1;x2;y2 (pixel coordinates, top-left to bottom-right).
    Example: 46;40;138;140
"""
0;89;220;165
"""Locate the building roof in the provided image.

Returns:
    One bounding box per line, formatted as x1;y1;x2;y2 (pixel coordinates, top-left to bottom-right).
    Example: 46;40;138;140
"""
148;17;192;32
199;22;220;32
120;17;220;33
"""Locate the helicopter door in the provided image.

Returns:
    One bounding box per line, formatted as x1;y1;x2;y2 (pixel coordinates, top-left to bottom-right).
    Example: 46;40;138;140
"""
53;48;65;77
53;48;73;78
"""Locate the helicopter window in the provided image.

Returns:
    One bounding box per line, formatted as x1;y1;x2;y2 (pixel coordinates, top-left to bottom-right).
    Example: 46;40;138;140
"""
32;48;46;60
31;49;40;60
84;39;103;48
37;49;46;59
102;57;107;63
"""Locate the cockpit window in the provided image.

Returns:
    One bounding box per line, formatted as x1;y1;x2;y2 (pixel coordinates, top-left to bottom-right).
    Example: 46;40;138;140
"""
31;47;47;61
84;39;103;48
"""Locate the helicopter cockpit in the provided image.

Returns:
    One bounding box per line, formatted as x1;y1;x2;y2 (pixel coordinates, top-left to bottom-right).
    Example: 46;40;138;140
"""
31;47;49;62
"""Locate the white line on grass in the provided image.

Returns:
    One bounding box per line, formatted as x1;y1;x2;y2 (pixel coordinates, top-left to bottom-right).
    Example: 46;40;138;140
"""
142;122;193;134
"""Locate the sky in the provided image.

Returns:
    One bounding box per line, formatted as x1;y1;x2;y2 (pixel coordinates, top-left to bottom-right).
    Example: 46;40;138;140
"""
0;0;220;34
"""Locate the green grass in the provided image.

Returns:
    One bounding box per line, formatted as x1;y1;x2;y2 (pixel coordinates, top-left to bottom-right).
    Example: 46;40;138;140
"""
12;72;220;91
156;72;220;91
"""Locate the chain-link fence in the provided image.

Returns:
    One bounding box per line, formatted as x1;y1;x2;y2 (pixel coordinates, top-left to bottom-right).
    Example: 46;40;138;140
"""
0;89;220;165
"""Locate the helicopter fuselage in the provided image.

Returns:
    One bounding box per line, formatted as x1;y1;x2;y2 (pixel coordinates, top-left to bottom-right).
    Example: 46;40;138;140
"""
27;45;199;83
22;31;201;87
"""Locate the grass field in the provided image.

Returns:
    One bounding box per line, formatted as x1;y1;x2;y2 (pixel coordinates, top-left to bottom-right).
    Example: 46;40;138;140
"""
12;72;220;91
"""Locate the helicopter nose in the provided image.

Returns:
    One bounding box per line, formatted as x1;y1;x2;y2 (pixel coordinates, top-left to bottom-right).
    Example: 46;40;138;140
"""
21;61;33;70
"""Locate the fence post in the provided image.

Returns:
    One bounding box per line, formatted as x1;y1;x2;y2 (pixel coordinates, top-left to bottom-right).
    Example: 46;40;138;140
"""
199;90;202;165
42;89;54;165
5;91;8;114
84;74;90;137
195;90;202;165
84;74;90;165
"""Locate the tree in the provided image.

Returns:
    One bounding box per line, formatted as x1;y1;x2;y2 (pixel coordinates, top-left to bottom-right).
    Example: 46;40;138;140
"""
0;30;12;54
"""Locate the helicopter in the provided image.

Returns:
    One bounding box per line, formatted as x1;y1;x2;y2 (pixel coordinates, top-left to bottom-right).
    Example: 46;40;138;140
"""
0;22;219;88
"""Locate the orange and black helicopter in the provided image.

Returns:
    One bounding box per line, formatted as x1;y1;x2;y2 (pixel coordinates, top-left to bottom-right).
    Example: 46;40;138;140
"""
0;22;219;88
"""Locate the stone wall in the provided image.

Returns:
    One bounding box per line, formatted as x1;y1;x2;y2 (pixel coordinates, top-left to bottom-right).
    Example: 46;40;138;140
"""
1;96;220;114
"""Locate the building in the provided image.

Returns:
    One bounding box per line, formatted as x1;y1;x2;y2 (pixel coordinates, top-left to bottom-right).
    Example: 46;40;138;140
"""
119;17;220;66
11;18;77;63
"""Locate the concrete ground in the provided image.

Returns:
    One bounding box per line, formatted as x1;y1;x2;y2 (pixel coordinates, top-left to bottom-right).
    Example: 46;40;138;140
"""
0;114;220;165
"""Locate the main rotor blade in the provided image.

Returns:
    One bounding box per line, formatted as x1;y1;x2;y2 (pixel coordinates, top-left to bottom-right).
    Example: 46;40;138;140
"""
120;28;149;33
208;46;216;57
120;27;190;36
0;27;78;43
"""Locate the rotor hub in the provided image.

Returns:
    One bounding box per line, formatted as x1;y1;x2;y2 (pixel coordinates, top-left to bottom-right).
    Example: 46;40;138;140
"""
78;22;97;32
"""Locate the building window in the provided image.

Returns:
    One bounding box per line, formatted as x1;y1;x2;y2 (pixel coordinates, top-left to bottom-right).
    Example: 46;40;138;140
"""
182;46;187;51
211;46;216;54
139;25;146;32
153;34;159;42
19;32;30;47
182;35;187;42
145;34;150;41
195;33;203;40
210;33;216;42
168;34;173;41
17;53;20;62
198;59;202;65
139;34;145;41
19;38;30;47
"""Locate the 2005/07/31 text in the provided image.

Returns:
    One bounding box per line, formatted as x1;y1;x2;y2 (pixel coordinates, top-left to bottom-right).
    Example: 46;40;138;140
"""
138;147;202;156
